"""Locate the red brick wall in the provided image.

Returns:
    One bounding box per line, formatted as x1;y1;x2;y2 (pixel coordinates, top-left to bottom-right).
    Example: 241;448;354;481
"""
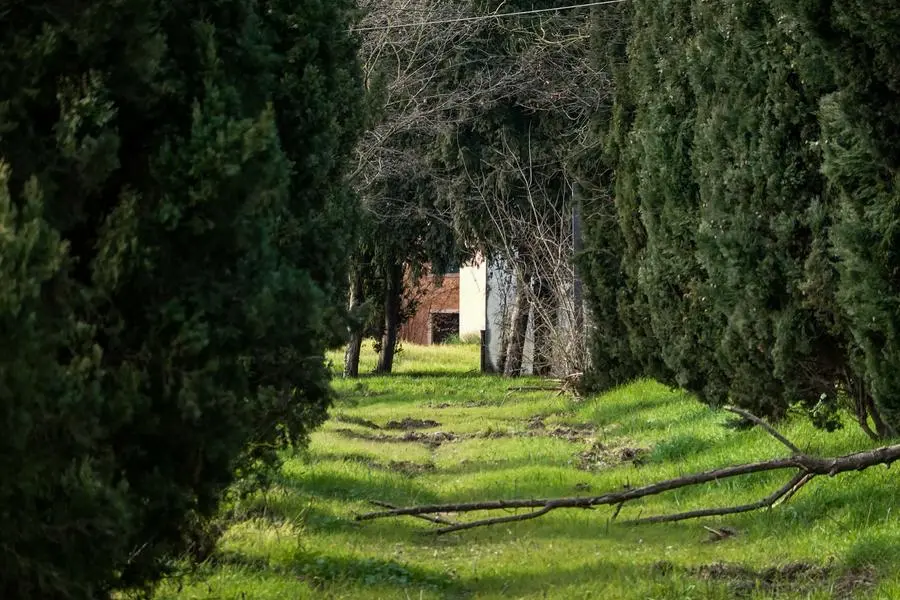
400;273;460;345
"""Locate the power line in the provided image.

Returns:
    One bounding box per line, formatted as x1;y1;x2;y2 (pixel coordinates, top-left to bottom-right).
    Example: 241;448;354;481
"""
351;0;628;33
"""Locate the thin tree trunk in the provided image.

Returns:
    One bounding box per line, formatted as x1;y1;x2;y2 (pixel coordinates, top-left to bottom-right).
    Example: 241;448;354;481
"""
376;262;403;374
531;276;554;376
504;269;532;377
572;193;585;338
343;269;365;378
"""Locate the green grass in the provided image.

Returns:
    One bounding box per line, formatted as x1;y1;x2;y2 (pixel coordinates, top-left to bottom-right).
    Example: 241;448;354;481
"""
154;343;900;599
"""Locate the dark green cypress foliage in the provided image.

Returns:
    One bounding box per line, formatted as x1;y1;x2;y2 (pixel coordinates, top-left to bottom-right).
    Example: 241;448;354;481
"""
580;0;900;434
795;1;900;432
0;1;364;596
576;1;645;389
688;1;838;419
612;0;727;398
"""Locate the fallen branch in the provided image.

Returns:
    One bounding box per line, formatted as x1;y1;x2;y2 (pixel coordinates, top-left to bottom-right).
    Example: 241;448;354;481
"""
356;410;900;534
366;501;457;526
507;385;562;392
724;406;802;454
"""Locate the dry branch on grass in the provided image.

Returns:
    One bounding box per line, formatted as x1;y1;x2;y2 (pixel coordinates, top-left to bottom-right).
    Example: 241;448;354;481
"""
356;407;900;534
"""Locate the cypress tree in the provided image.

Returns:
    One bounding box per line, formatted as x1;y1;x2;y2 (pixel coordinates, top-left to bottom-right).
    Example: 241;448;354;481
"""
0;1;364;596
608;0;728;398
689;0;839;419
793;1;900;433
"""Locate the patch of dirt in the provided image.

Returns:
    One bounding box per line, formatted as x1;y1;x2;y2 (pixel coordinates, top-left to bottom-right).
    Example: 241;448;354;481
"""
333;428;386;442
683;560;874;598
702;525;738;543
526;416;546;430
334;428;457;447
386;460;437;476
524;416;597;441
398;430;458;447
544;423;596;442
335;417;605;449
578;440;649;470
424;402;452;409
833;566;878;600
333;415;381;429
384;417;441;430
327;452;437;477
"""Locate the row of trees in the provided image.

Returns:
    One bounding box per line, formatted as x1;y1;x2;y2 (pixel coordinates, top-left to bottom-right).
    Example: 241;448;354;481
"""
579;0;900;437
344;0;900;438
0;2;364;597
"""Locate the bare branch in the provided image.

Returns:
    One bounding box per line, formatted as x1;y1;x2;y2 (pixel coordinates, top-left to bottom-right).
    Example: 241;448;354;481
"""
620;471;808;525
724;406;803;455
431;506;556;535
367;500;457;526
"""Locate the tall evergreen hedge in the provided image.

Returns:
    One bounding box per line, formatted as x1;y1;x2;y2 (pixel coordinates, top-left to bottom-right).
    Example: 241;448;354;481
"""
0;1;364;597
581;0;900;435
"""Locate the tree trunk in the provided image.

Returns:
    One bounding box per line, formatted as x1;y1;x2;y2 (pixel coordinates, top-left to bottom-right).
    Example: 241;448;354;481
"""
343;269;365;378
504;269;532;377
571;192;585;338
531;276;555;376
866;395;894;439
376;262;403;374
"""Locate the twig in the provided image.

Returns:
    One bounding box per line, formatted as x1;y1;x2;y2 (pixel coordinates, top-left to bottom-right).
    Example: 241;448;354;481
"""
620;471;808;525
775;472;814;507
432;506;555;534
367;501;457;526
724;406;802;454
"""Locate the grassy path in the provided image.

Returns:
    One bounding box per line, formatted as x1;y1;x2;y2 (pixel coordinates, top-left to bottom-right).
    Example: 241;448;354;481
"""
156;344;900;599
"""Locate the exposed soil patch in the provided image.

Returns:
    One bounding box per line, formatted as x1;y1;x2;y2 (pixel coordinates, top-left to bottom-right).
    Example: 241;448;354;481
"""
544;424;596;442
655;560;878;599
324;452;437;477
398;431;458;447
833;566;878;600
334;428;458;448
386;460;438;476
333;415;381;429
525;416;597;442
578;440;649;471
526;415;546;430
425;402;452;409
384;417;441;430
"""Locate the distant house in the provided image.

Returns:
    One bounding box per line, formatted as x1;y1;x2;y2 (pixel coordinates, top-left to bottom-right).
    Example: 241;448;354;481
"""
399;252;581;376
399;256;486;345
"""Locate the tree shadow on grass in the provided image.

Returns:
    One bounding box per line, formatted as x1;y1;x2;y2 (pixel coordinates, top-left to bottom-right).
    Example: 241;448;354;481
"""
584;395;713;432
463;558;729;599
275;468;441;508
201;545;471;599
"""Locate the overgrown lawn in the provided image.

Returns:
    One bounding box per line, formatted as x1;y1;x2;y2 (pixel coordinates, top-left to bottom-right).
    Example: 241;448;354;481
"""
154;343;900;599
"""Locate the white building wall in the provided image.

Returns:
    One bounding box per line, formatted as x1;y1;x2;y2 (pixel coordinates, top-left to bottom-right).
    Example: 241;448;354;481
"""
459;255;487;338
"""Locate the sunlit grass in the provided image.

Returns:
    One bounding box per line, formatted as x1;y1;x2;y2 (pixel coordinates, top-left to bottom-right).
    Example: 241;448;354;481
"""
154;343;900;599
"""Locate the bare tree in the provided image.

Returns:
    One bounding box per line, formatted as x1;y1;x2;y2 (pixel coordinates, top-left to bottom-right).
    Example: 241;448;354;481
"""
346;1;621;376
